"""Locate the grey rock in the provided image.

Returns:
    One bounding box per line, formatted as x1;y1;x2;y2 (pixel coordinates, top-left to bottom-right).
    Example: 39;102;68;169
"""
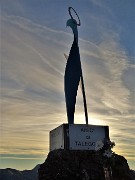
38;150;134;180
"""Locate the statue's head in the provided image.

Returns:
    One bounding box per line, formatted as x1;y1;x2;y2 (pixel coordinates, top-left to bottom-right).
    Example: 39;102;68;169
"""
66;18;77;28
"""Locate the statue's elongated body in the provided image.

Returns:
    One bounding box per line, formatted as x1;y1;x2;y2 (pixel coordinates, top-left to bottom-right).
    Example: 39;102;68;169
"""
65;15;88;124
64;19;82;124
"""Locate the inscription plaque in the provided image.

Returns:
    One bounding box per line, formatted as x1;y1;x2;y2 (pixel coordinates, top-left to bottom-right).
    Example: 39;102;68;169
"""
50;124;109;151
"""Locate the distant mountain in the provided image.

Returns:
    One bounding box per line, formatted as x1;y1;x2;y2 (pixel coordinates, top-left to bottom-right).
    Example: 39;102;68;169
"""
0;164;40;180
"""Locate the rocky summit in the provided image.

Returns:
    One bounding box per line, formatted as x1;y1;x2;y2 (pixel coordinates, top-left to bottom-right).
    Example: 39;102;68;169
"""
38;150;135;180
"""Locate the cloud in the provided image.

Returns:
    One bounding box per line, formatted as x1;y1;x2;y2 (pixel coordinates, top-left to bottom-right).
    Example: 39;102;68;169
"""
1;14;135;169
80;34;134;115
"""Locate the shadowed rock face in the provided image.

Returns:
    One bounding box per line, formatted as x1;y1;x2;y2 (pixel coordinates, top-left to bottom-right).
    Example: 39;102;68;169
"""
38;150;134;180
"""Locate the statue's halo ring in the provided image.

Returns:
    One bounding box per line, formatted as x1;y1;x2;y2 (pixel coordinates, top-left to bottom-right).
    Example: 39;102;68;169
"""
68;7;81;26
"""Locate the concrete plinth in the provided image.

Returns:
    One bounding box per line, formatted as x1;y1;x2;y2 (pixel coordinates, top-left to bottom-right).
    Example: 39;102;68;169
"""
50;124;109;151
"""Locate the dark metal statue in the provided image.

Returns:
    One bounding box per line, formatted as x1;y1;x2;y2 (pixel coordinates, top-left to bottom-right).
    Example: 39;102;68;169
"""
64;7;88;124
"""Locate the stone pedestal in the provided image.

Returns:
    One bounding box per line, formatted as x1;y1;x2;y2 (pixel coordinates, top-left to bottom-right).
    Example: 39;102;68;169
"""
38;150;132;180
50;124;109;151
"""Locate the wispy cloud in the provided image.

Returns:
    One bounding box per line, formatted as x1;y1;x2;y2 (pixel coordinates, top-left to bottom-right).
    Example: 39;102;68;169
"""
1;14;135;170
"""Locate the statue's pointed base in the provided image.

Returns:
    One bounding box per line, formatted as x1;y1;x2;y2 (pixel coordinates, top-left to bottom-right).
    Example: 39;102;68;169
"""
38;150;133;180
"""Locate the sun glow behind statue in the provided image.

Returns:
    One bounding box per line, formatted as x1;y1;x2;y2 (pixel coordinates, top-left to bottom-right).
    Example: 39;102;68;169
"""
75;114;106;126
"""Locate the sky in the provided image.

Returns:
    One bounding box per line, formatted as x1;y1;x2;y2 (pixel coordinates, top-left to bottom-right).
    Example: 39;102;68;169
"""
0;0;135;170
